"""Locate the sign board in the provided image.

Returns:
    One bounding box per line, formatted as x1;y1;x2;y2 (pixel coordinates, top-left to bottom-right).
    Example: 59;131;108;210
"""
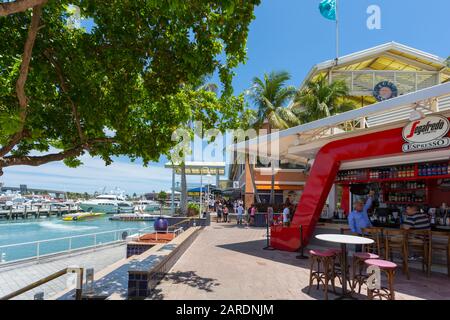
373;81;398;101
233;181;240;189
402;115;450;153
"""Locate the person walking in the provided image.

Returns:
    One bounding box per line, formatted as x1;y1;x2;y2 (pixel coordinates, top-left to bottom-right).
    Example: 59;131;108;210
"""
237;203;244;225
217;202;223;223
223;205;229;223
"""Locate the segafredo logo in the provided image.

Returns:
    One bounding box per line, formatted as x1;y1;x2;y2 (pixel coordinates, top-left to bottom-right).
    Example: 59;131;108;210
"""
402;115;450;153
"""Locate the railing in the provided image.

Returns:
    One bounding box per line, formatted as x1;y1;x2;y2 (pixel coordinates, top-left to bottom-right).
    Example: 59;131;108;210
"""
133;226;185;242
0;228;137;265
332;70;439;96
0;267;84;300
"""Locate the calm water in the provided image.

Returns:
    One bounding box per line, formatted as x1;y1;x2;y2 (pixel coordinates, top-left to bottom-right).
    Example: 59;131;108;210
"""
0;216;154;263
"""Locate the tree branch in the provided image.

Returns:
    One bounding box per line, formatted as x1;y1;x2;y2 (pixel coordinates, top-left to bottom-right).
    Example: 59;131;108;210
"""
0;138;115;172
44;49;86;144
0;0;47;16
0;5;43;157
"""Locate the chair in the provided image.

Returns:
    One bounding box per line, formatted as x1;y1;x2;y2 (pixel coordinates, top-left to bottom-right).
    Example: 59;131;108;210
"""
384;229;409;279
407;229;432;277
431;231;450;277
308;250;336;300
365;259;397;300
361;227;383;256
351;252;380;294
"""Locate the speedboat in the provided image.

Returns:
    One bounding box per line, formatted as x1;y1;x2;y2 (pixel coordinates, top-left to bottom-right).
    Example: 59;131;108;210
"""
79;194;134;214
134;200;160;213
62;212;105;221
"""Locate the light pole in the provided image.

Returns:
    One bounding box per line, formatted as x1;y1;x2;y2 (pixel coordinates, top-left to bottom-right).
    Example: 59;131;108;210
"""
199;171;203;219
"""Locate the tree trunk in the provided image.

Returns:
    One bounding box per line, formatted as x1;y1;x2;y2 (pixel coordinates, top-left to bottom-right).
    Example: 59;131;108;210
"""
268;124;275;204
180;161;188;215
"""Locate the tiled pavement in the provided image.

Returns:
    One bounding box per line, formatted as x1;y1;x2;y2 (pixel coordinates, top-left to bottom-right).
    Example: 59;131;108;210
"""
152;223;450;300
0;244;126;300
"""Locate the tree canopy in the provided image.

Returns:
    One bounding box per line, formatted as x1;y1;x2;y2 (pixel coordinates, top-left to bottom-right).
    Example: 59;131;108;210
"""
292;75;356;123
0;0;260;175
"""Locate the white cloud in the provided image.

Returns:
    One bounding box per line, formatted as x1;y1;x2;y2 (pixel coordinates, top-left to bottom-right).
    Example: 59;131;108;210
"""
0;155;178;195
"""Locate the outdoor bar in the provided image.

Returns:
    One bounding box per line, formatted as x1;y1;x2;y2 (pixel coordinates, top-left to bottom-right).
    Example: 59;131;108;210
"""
235;82;450;281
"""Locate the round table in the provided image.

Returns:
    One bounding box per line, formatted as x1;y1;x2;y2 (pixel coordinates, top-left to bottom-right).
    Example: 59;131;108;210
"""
315;234;374;300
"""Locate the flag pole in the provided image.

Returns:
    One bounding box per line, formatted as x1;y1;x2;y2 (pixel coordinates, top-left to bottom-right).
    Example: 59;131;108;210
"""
335;0;339;65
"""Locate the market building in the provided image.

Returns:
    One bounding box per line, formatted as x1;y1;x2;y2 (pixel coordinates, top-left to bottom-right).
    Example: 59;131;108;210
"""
234;42;450;251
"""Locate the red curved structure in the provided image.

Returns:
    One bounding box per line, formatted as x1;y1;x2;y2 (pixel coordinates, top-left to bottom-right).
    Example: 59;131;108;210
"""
270;118;450;251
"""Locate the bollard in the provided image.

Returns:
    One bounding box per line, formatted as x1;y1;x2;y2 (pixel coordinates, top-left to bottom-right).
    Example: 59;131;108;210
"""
263;212;275;251
296;225;308;259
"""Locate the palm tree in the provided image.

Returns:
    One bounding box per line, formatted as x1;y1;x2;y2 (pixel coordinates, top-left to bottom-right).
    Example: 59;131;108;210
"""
292;75;356;123
178;81;219;216
250;71;300;204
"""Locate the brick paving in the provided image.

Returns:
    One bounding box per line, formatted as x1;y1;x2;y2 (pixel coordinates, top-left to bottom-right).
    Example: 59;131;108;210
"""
152;223;450;300
0;244;126;300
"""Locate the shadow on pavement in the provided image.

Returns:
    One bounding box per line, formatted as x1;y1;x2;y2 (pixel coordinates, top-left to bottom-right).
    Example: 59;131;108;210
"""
148;271;220;300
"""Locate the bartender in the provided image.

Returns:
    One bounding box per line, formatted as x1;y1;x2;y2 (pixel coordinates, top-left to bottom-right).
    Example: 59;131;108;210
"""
348;190;375;235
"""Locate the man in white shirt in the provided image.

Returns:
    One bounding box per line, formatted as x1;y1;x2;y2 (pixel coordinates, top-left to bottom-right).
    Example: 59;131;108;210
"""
282;204;290;227
236;204;244;225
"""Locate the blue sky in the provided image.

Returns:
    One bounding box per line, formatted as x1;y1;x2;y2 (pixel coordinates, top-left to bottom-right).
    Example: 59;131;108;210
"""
2;0;450;195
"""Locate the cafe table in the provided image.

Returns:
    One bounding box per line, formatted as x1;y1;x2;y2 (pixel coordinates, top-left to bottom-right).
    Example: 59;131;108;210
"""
315;234;374;300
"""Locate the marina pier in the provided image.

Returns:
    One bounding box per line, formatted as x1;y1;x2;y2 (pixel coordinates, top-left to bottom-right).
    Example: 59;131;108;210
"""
0;205;79;220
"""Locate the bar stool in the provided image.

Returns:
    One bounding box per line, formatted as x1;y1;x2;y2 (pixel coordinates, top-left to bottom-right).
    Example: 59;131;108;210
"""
361;227;383;256
351;252;380;294
326;248;351;289
308;250;336;300
408;229;432;277
384;229;409;279
364;259;397;300
431;231;450;277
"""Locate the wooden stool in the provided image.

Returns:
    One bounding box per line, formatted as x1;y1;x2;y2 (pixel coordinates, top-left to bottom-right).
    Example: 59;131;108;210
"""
431;231;450;277
351;252;380;294
408;229;432;277
365;259;397;300
361;227;383;256
385;229;409;279
308;250;336;300
326;248;351;289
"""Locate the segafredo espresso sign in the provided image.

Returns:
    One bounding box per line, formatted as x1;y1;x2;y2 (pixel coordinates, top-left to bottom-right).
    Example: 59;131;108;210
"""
402;115;450;153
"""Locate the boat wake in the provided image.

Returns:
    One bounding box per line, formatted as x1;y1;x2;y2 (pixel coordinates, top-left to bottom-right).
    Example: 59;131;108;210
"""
38;221;98;232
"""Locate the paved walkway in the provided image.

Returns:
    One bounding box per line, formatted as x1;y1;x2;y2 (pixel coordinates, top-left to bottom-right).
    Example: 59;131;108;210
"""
152;223;450;300
0;244;126;300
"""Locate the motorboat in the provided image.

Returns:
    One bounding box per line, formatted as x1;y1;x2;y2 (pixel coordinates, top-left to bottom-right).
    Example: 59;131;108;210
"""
79;194;134;214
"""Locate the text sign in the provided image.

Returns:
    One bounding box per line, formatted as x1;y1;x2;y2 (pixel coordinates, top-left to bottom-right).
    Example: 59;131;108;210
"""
402;115;450;153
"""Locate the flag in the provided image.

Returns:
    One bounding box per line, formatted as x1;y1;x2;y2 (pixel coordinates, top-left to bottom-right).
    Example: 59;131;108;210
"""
319;0;336;21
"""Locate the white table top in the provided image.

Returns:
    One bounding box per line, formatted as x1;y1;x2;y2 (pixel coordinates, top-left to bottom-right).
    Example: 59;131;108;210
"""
316;234;374;245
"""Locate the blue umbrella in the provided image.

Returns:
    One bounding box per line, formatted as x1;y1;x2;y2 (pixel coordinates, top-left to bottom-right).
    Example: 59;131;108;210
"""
319;0;337;21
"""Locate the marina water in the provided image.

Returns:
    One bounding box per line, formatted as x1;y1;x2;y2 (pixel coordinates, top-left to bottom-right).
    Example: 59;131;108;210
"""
0;216;154;263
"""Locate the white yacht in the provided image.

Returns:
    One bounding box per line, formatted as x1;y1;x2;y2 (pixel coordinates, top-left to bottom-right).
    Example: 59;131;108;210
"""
79;194;134;214
134;200;160;213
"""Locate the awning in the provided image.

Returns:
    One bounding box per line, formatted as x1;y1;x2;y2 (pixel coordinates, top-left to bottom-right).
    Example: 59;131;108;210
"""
232;82;450;163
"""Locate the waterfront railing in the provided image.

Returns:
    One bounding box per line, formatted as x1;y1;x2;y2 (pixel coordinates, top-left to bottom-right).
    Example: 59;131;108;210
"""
0;228;138;265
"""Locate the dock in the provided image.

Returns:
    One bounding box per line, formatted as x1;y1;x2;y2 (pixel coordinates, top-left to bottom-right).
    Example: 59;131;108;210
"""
0;205;80;220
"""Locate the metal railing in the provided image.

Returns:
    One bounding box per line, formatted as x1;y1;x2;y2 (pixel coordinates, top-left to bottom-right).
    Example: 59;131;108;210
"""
0;267;84;300
133;226;184;242
0;228;137;265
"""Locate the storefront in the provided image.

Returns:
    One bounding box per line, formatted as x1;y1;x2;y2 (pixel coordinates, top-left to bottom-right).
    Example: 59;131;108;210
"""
234;83;450;252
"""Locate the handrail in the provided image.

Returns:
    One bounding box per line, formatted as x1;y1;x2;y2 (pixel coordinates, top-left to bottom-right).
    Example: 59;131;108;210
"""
0;228;137;265
0;267;83;300
168;218;193;230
